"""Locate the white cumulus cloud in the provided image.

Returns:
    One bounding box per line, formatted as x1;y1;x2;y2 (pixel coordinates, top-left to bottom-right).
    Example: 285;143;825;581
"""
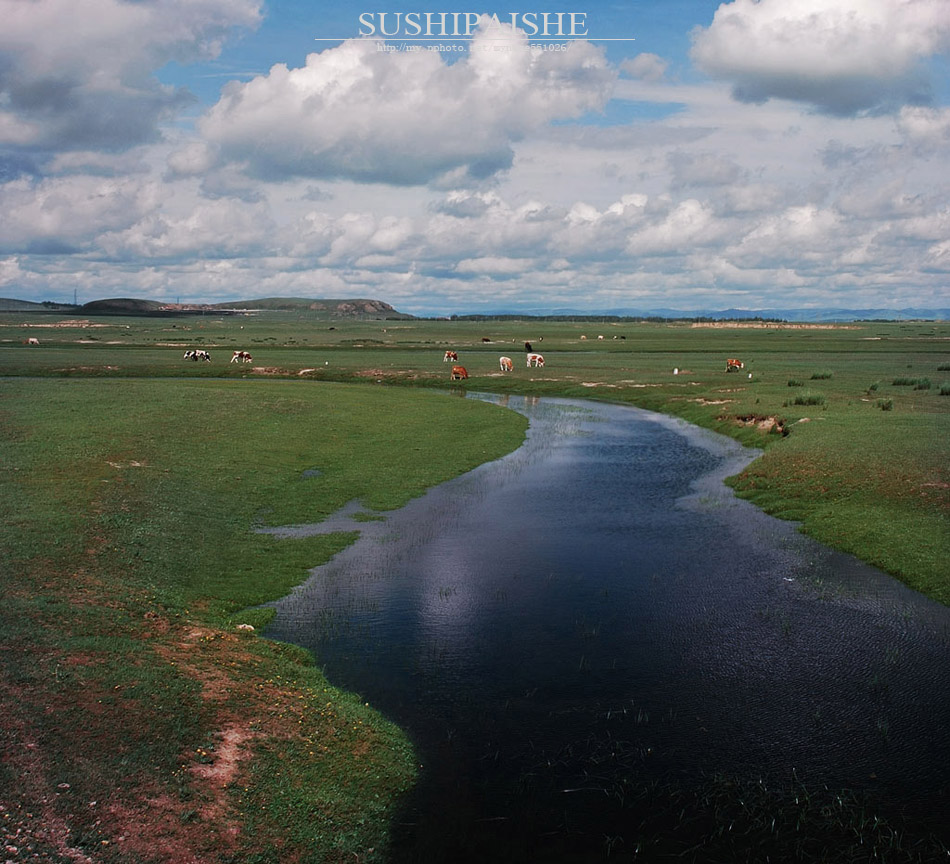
691;0;950;114
199;16;615;186
0;0;262;151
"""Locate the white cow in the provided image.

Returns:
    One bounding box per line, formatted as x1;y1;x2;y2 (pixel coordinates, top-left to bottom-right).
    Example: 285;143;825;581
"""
527;353;544;368
499;356;513;372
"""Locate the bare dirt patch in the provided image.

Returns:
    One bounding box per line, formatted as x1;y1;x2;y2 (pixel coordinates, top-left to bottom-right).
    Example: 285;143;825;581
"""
726;414;789;436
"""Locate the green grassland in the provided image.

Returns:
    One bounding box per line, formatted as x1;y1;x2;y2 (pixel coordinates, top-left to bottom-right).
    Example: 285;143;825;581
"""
1;310;948;861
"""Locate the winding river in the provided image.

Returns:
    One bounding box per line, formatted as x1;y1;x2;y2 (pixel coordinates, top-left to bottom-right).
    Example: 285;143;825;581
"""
265;395;950;861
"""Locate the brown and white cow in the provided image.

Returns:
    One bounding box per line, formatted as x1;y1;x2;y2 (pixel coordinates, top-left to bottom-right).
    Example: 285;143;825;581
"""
725;358;744;372
231;350;253;363
499;356;513;372
450;365;468;380
443;350;458;362
26;337;39;346
527;353;545;368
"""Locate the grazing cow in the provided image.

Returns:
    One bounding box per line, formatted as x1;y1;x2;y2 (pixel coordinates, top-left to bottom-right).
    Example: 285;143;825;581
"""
184;349;211;362
450;365;468;380
524;342;532;352
27;337;39;346
499;356;513;372
725;358;744;372
527;353;544;368
443;350;458;362
481;337;492;343
231;350;253;363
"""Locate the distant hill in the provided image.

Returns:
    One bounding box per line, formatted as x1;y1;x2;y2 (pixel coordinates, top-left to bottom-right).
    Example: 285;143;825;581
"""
0;298;77;312
0;296;413;319
211;298;413;319
80;298;165;315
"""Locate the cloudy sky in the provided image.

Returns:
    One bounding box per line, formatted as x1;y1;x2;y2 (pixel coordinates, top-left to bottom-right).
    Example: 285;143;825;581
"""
2;0;949;315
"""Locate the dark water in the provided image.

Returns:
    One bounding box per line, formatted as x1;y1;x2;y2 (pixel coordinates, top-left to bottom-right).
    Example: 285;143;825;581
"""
265;396;950;861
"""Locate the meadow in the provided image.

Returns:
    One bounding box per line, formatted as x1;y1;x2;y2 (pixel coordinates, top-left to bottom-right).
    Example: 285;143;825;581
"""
1;309;947;862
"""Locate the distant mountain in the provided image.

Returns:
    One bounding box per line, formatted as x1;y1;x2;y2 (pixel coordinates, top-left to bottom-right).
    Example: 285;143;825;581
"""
460;307;950;322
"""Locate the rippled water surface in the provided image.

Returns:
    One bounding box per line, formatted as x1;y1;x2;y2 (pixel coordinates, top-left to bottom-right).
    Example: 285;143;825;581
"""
266;396;950;861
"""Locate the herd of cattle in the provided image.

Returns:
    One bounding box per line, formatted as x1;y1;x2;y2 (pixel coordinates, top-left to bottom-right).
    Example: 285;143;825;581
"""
184;345;749;380
24;336;744;380
444;343;547;380
181;349;253;363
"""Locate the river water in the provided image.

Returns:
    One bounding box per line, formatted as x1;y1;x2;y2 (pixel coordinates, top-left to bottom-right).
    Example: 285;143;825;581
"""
265;395;950;861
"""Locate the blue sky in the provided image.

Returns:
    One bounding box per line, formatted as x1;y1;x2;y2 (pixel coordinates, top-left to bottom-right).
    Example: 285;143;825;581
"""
1;0;949;315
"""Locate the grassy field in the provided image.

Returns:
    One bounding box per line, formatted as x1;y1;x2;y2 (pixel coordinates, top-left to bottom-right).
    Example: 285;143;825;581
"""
0;373;528;862
1;310;948;861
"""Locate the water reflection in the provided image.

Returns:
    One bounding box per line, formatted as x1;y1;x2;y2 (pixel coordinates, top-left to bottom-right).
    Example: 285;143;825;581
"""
266;395;950;862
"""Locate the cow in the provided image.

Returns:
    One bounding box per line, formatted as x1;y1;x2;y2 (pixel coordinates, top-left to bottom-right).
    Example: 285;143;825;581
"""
26;337;39;346
450;365;468;380
527;353;544;368
499;356;513;372
443;350;458;362
725;358;744;372
231;350;253;363
184;349;211;362
524;342;532;353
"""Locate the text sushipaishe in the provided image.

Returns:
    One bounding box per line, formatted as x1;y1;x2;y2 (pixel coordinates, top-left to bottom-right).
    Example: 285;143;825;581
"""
357;11;588;38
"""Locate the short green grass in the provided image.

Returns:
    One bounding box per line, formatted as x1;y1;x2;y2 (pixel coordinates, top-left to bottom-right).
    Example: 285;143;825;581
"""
2;311;948;862
0;375;527;861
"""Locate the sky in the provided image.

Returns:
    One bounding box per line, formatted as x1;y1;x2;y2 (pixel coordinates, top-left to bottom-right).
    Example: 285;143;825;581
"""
1;0;949;316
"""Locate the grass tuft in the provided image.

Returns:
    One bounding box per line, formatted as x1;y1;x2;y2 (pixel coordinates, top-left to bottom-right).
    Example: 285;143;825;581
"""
788;392;826;406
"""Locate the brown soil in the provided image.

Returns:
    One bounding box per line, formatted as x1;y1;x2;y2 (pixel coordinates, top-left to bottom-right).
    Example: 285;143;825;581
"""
0;600;345;864
727;413;789;436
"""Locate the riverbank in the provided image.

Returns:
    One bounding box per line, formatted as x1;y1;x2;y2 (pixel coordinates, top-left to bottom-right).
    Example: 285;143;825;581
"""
2;314;947;861
0;377;527;863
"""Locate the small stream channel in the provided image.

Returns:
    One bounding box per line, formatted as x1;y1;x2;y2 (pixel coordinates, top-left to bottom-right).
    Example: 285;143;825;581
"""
264;395;950;861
